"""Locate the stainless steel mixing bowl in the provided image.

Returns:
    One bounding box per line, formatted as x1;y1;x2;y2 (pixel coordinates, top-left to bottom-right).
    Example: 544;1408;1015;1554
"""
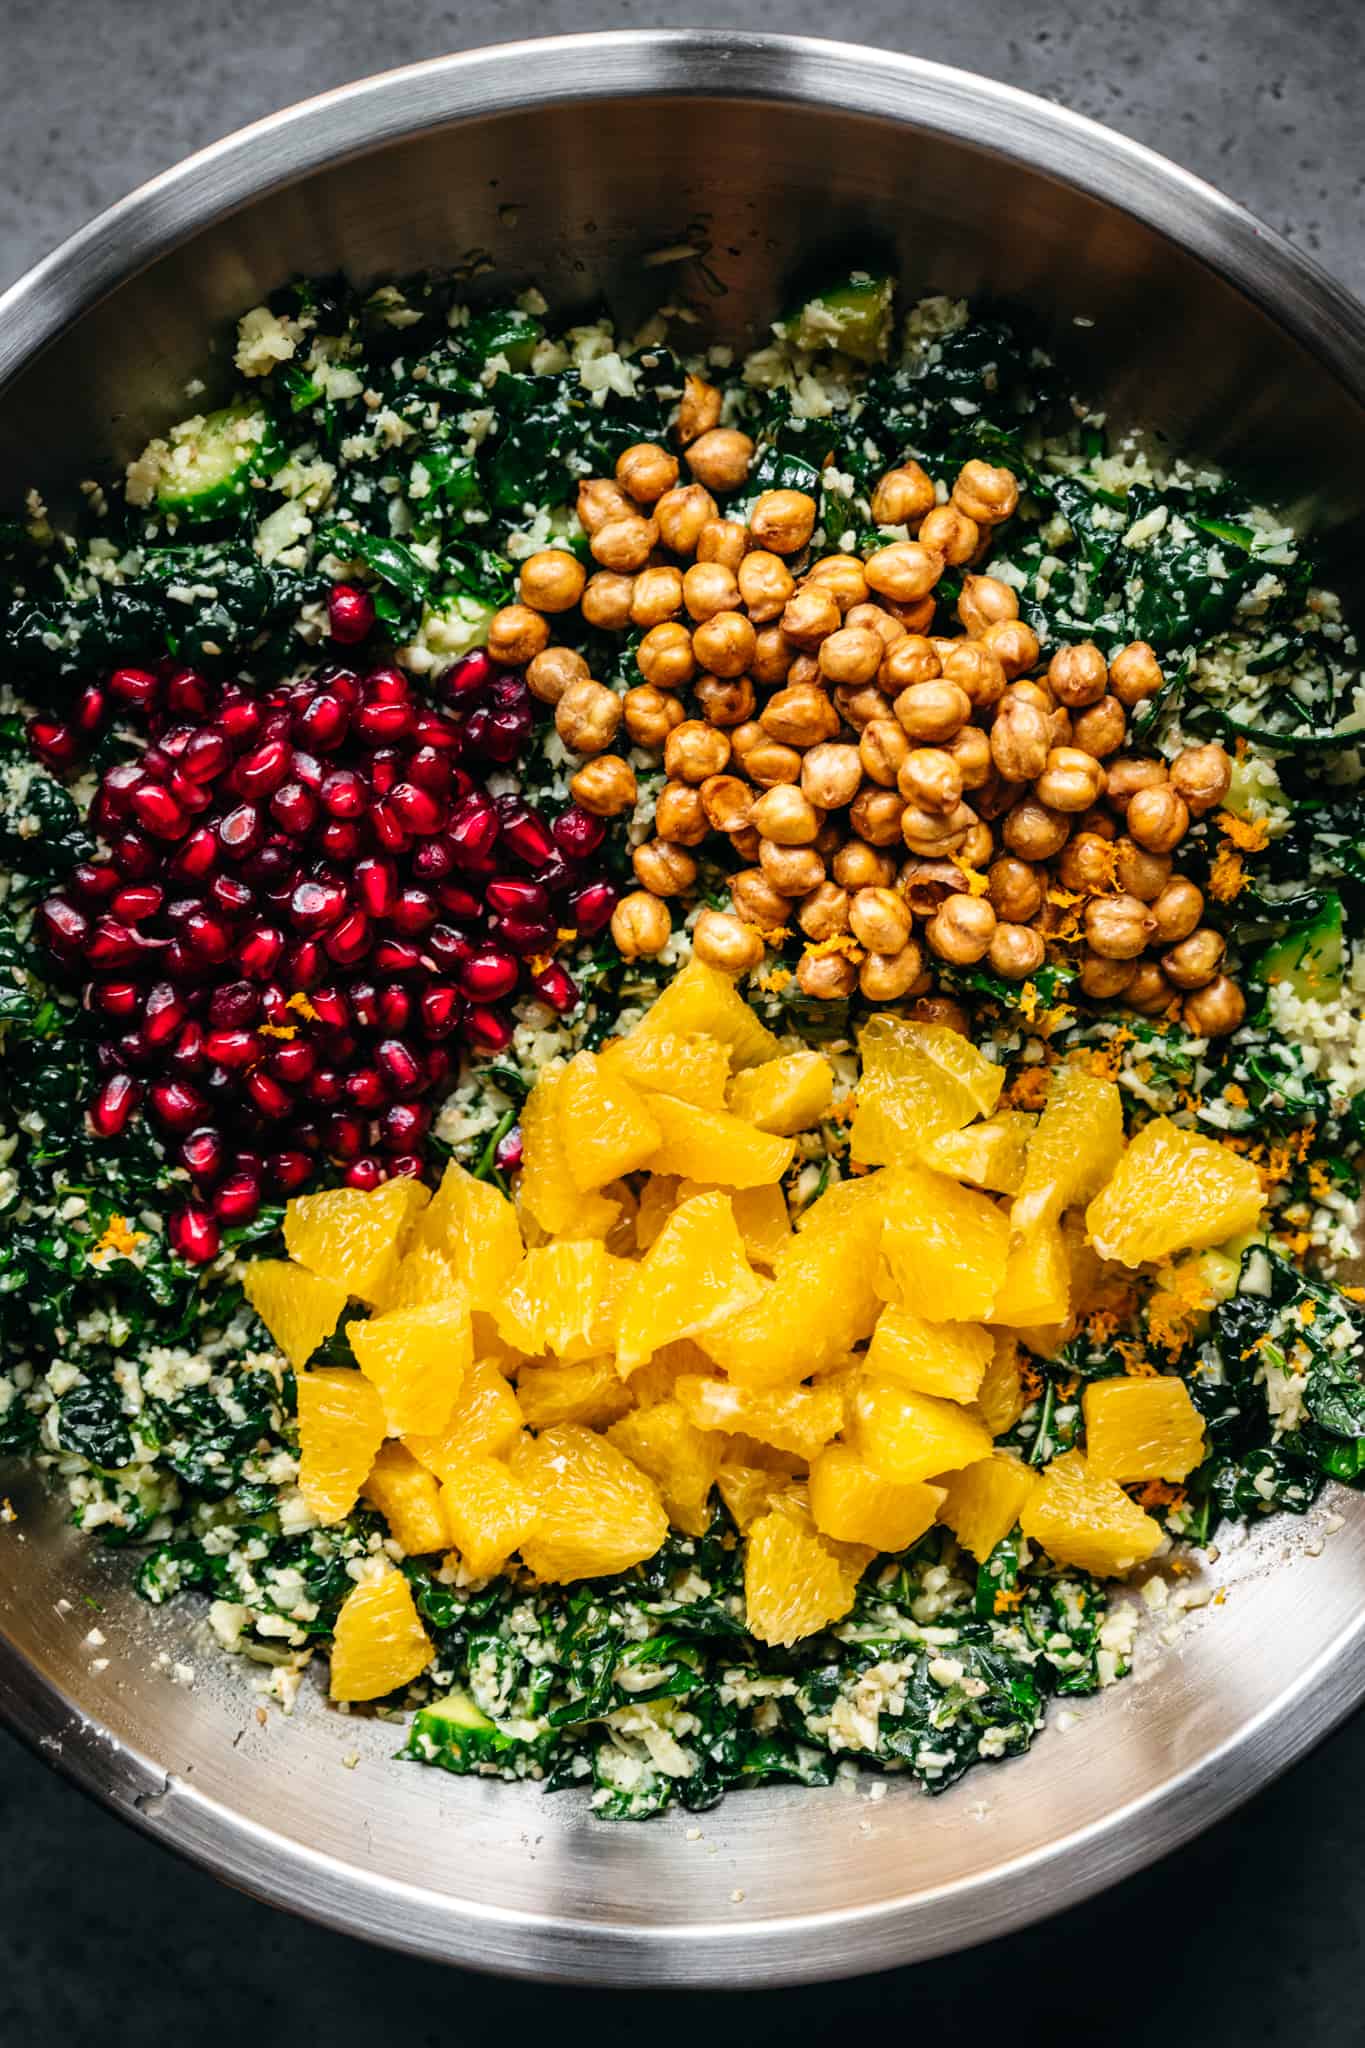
2;30;1364;1988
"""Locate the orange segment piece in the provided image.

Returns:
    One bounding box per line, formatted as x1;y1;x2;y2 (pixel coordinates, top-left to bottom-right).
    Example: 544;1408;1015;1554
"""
244;1258;348;1371
937;1455;1040;1562
646;1095;796;1187
349;1297;473;1436
509;1424;669;1581
718;1461;798;1532
517;1067;620;1239
864;1305;992;1402
1085;1118;1266;1267
850;1015;1003;1167
372;1241;462;1312
744;1502;869;1646
987;1221;1071;1330
635;1173;682;1252
1012;1067;1124;1235
677;1180;791;1268
496;1240;633;1362
918;1111;1036;1193
607;1398;725;1535
418;1161;523;1309
599;1029;732;1109
852;1375;994;1484
1082;1375;1207;1483
284;1179;429;1304
440;1453;540;1578
623;957;781;1070
700;1199;882;1388
726;1051;834;1135
516;1355;634;1431
975;1336;1029;1437
296;1367;387;1525
556;1050;663;1190
361;1440;449;1554
405;1356;524;1473
329;1570;433;1702
809;1444;945;1551
1019;1450;1164;1576
674;1373;845;1462
616;1191;763;1372
878;1166;1011;1320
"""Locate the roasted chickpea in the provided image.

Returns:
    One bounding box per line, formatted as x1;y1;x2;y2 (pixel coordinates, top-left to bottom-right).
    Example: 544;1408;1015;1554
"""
731;825;763;864
759;682;841;748
655;483;718;556
623;684;686;749
581;572;636;631
988;922;1046;979
974;770;1024;822
526;644;588;706
1170;742;1232;815
1104;755;1168;813
616;440;679;505
737;550;795;622
859;719;910;788
692;611;756;679
1163;927;1226;990
799;741;862;810
664;719;731;785
1074;805;1118;840
795;949;857;1001
944;726;992;794
849;885;913;954
1113;837;1172;902
635;620;696;691
952;459;1020;526
901;799;974;857
569;754;637;818
850;786;907;847
804;556;870;613
859;941;926;1001
1108;641;1164;707
958;574;1019;637
759;840;826;895
1084;891;1154;960
941;640;1006;712
1047;642;1109;709
591;513;658;574
1071;696;1127;758
864;541;944;604
745;740;803;788
882;594;938;634
781;585;842;650
1126;783;1190;854
751;624;796;687
750;784;823;845
894;678;971;742
517;547;586;615
749;488;818;555
988;856;1045;924
1035;746;1107;813
632;838;697;897
694;672;756;727
677;373;723;446
871;462;936;528
798;881;852;942
577;477;633;533
847;602;905;651
918;502;979;565
990;696;1051;782
1057;832;1117;894
898;746;963;815
654;781;709;845
695;518;750;570
818;626;884;687
1182;975;1246;1037
696;775;754;837
1003;795;1071;860
880;635;942;695
979;617;1041;682
926;893;997;964
487;603;551;666
611;889;672;958
692;908;765;975
629;565;685;629
682;561;741;622
833;839;897;890
787;653;822;690
685;428;754;494
831;683;883;732
1152;877;1204;944
1078;949;1137;999
1124;962;1176;1014
730;868;793;932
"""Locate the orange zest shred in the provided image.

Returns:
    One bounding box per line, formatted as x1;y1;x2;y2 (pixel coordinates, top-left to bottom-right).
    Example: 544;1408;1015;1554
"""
993;1586;1025;1614
1131;1480;1186;1510
1215;809;1270;852
803;933;865;964
257;1021;298;1041
1207;842;1248;903
948;855;991;898
285;991;320;1023
92;1214;145;1261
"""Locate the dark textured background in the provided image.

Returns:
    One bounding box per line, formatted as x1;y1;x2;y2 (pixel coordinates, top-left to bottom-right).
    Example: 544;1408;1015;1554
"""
3;0;1364;2035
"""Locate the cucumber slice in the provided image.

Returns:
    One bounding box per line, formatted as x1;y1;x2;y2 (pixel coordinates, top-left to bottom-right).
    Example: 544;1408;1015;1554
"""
1253;891;1343;1002
783;272;894;363
153;403;283;520
408;1691;524;1768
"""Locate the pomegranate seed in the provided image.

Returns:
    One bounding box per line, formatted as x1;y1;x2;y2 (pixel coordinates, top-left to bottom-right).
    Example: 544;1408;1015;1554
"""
150;1078;206;1130
499;806;555;868
168;768;214;815
181;1127;227;1183
28;716;78;768
326;1113;367;1161
269;1040;316;1085
457;945;519;1003
207;982;259;1029
419;983;462;1040
144;982;187;1047
390;886;436;935
349;981;380;1030
377;1038;423;1093
345;1156;386;1190
171;826;219;880
366;667;410;704
369;752;400;802
214;698;263;746
569;879;618;934
328;584;376;645
72;862;120;901
203;1028;259;1070
390;781;445;834
373;937;424;975
435;883;482;921
446;794;501;865
295;692;350;751
271;781;319;835
465;1005;514;1053
87;916;154;968
466;703;532;762
323;910;371;966
532;960;579;1013
381;1101;430;1151
407;746;453;796
184;908;233;962
177;729;228;784
486;877;550;918
424;1046;454;1091
215;1169;263;1223
289;938;324;989
38;897;90;955
494;1125;523;1172
269;1150;313;1194
108;667;161;712
289;878;346;931
97;761;145;820
320;767;366;817
369;798;409;852
75;683;107;735
345;1068;387;1110
244;844;293;894
426;926;472;970
355;700;414;745
93;979;140;1018
289;748;324;791
239;925;285;979
355;857;397;918
246;1070;292;1120
210;874;255;916
169;1020;207;1072
553;806;606;860
387;1153;425;1179
259;983;290;1026
218;803;265;861
170;1205;221;1263
89;1072;141;1138
234;740;293;799
440;649;495;702
116;1030;154;1071
411;838;454;882
493;912;557;956
165;668;211;717
308;987;350;1030
377;985;411;1033
318;818;362;862
309;1068;345;1105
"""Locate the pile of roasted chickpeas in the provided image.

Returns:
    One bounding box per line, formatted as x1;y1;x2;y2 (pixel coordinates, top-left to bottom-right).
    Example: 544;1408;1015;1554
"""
484;371;1246;1039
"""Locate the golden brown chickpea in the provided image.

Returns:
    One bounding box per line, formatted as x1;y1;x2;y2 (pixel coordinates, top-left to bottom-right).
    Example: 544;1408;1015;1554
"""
692;611;756;679
759;840;826;895
1071;696;1127;758
883;593;939;634
1074;805;1118;840
974;771;1024;822
622;684;686;749
941;640;1007;713
731;825;763;864
898;746;964;815
800;741;863;810
1182;975;1246;1037
979;617;1041;682
487;603;551;666
871;462;937;528
896;862;961;917
1047;642;1109;709
1170;742;1233;815
750;625;796;688
1113;837;1172;902
988;923;1046;979
699;774;754;836
629;565;685;629
946;726;994;793
581;572;636;631
795;949;858;1000
517;548;586;615
730;868;793;932
1163;927;1226;991
846;602;906;651
634;620;696;692
655;483;718;556
833;840;898;890
849;885;913;954
737;550;795;622
907;994;970;1036
787;652;823;690
682;560;741;622
1084;892;1155;960
918;502;980;565
569;754;637;818
729;718;765;761
654;781;709;845
685;428;755;494
1124;962;1176;1015
1152;877;1204;944
860;942;926;1002
616;441;679;505
632;838;697;897
859;719;910;788
677;373;723;447
864;541;944;604
1108;641;1165;707
591;514;658;574
850;786;907;847
611;889;672;959
1035;746;1107;813
694;673;756;727
577;476;633;533
692;909;765;976
781;585;842;649
953;459;1021;527
804;556;870;613
958;574;1020;637
664;720;731;785
926;894;997;964
695;518;750;570
798;881;852;942
960;820;995;868
525;644;589;706
894;678;971;742
759;682;841;748
901;799;974;857
1003;795;1071;861
750;784;823;846
1078;949;1137;1000
880;634;942;695
1126;783;1190;854
1057;832;1117;894
990;696;1051;782
818;625;884;687
749;489;818;556
832;683;885;732
988;856;1045;924
1104;755;1168;811
745;740;803;789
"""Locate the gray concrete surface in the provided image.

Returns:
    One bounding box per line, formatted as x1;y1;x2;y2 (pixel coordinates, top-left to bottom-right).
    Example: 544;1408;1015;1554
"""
3;2;1364;2041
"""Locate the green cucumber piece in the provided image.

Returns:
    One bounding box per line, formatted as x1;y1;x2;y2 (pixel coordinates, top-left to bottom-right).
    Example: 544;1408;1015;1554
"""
784;272;894;364
1253;891;1343;1002
405;1691;525;1770
154;403;283;520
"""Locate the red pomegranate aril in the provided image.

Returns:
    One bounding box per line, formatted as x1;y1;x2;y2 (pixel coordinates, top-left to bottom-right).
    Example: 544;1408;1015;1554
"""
170;826;219;881
365;668;410;705
165;668;211;717
269;1040;316;1085
380;1101;430;1152
108;666;161;712
345;1156;386;1190
150;1078;206;1130
320;767;366;818
441;648;495;702
435;882;481;921
553;806;607;860
423;1046;454;1091
170;1205;221;1263
486;876;551;919
214;699;263;747
569;879;618;934
307;986;350;1030
457;945;519;1003
98;760;145;817
218;803;265;861
391;781;445;834
140;746;174;781
345;1068;387;1111
499;806;555;868
106;884;160;925
93;979;140;1019
181;1127;227;1184
210;874;255;917
75;683;107;736
386;1153;424;1180
390;886;436;936
446;794;501;865
270;1150;313;1194
233;740;293;801
28;716;78;769
465;1005;514;1054
271;781;319;836
355;700;414;745
116;1030;155;1071
245;843;294;895
288;938;324;989
369;749;401;799
355;857;397;919
324;910;371;966
143;982;187;1047
129;781;188;841
410;838;454;882
308;1067;345;1106
372;937;423;975
493;912;556;957
246;1070;293;1120
318;818;362;862
369;799;409;853
85;916;144;967
207;981;259;1030
426;926;472;971
407;746;453;796
295;692;350;752
328;584;376;645
185;909;233;963
239;925;285;979
419;983;462;1040
72;862;120;901
89;1072;141;1138
215;1169;263;1224
179;728;230;783
289;877;346;932
169;1020;207;1072
349;980;380;1030
326;1113;368;1161
466;703;531;762
493;1125;523;1172
532;960;579;1013
290;749;324;791
377;985;411;1034
377;1038;423;1093
258;983;290;1027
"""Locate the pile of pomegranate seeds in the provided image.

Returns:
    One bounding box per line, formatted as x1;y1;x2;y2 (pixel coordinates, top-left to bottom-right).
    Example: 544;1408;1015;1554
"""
32;633;621;1260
